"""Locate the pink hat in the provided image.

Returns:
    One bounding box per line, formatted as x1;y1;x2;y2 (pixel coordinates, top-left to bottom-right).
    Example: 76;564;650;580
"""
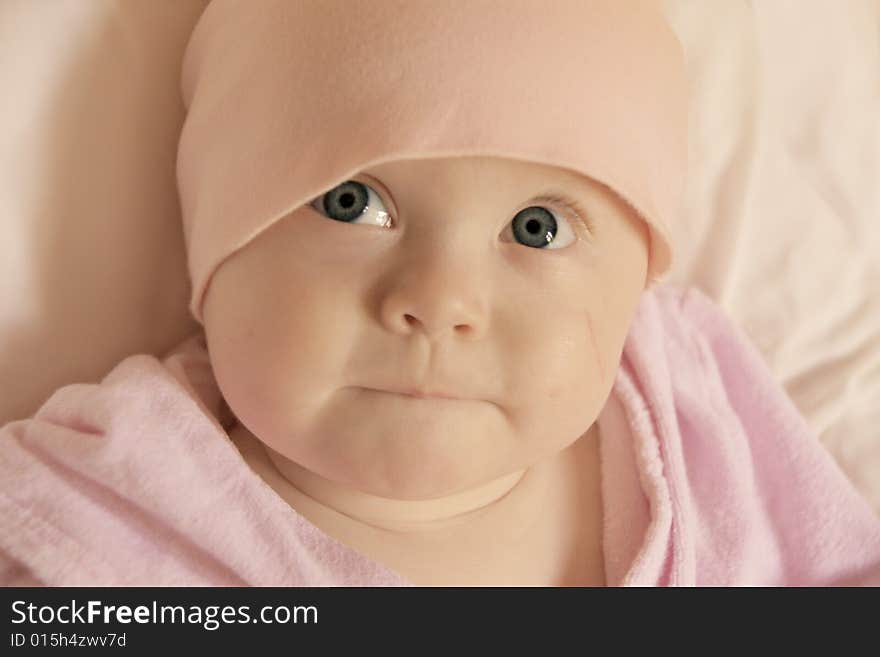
177;0;688;324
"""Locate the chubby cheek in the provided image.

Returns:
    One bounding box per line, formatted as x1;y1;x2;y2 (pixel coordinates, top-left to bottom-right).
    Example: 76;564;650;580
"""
206;280;357;463
505;302;618;457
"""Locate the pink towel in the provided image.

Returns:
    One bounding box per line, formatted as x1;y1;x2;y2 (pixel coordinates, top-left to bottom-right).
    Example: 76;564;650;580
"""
2;284;879;586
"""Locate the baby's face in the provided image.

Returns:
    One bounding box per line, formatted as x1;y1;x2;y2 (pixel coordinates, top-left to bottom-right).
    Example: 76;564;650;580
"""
202;156;648;500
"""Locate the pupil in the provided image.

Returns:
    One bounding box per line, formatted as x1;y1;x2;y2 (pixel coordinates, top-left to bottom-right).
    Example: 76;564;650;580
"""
340;192;354;208
526;219;540;233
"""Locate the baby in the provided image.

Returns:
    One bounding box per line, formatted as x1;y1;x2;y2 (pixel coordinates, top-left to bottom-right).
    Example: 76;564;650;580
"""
2;0;879;587
178;0;677;586
202;154;642;586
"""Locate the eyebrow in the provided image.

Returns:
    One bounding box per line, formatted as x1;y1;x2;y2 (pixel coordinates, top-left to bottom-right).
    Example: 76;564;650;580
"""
533;173;603;212
545;171;601;200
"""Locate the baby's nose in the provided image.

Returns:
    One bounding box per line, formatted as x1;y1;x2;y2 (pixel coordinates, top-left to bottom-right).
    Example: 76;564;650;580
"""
377;244;490;342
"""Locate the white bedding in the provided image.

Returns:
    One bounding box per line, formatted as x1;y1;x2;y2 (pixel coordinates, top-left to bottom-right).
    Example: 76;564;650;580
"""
664;0;880;511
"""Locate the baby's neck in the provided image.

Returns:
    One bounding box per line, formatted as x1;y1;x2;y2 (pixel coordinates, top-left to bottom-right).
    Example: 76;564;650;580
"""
228;422;605;585
272;453;533;535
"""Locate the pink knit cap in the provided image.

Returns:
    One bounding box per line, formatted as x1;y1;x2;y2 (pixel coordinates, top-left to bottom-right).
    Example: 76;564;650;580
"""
177;0;688;324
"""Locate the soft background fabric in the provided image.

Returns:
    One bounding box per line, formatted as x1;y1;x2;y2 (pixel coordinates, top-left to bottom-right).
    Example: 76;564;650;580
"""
1;0;878;511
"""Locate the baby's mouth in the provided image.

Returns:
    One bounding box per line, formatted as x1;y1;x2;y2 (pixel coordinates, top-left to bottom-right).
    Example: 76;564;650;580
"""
366;386;464;401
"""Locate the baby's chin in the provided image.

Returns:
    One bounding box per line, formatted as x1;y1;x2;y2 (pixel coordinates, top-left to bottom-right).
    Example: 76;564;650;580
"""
249;410;532;502
310;425;518;501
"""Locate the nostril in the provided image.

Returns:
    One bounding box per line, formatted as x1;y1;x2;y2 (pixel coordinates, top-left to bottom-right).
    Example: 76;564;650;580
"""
404;314;418;327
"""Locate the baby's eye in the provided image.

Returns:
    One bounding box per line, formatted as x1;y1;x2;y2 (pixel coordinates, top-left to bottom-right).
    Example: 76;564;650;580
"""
310;180;392;228
503;204;578;250
310;180;581;250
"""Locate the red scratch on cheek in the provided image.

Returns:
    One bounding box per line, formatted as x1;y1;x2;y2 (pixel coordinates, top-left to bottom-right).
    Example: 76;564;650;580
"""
586;313;605;381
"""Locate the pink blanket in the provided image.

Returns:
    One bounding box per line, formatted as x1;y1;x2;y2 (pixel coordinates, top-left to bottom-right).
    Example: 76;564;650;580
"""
2;284;879;586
